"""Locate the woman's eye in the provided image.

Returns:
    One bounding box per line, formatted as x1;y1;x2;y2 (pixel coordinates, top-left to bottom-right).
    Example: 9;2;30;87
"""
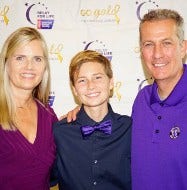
34;56;44;63
15;56;24;61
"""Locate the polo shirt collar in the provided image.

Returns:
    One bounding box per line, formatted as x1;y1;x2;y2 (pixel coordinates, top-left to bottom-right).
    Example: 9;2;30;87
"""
150;64;187;106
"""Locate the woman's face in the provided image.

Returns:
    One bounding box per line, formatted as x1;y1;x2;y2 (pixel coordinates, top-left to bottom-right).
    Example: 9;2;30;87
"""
6;40;46;94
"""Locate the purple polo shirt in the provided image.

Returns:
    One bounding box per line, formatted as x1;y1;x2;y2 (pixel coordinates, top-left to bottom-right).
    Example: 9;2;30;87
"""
132;64;187;190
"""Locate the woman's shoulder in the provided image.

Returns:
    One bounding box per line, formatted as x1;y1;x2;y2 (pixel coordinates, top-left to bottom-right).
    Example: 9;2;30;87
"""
35;99;57;119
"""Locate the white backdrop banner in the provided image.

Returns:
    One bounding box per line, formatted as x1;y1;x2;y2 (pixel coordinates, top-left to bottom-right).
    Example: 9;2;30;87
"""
0;0;187;117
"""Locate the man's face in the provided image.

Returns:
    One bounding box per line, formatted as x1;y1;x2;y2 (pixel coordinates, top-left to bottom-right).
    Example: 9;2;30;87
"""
140;19;186;85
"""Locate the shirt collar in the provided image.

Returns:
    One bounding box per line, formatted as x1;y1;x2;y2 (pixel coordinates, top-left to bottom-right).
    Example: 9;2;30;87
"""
150;64;187;106
76;104;114;127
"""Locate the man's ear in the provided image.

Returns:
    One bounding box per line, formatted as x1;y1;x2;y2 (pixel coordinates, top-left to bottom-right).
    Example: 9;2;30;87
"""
181;40;187;59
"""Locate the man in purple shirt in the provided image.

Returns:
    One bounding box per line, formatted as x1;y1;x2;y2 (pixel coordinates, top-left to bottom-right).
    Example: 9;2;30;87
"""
131;9;187;190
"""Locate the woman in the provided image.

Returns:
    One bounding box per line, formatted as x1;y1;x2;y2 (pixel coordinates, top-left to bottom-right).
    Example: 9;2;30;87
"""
0;27;58;190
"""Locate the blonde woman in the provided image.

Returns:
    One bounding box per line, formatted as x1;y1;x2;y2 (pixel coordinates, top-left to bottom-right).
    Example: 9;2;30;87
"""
0;27;58;190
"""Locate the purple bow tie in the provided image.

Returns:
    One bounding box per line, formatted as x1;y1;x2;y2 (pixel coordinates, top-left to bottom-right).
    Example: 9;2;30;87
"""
81;120;112;137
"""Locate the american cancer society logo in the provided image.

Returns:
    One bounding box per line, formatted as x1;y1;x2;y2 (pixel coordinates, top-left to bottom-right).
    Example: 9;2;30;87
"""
25;1;54;29
48;91;55;107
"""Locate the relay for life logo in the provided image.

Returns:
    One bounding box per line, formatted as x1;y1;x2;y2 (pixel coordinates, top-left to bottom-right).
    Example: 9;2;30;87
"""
83;40;113;61
25;1;54;29
135;0;159;20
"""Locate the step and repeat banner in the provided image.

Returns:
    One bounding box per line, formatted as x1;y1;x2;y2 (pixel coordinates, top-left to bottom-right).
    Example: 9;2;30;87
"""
0;0;187;117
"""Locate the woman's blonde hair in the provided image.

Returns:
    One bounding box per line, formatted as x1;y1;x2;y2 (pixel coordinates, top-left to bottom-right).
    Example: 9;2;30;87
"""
0;27;51;130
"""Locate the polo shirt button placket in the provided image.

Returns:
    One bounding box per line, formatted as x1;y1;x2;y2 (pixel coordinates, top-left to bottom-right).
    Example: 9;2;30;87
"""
157;115;162;120
160;103;164;107
155;116;162;134
152;115;162;142
155;129;160;134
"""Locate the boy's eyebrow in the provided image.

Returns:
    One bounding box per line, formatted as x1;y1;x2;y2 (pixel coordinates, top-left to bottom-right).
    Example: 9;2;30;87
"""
93;72;105;75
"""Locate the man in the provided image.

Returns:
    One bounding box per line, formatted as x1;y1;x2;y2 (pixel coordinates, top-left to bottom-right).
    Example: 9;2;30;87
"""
132;9;187;190
52;50;132;190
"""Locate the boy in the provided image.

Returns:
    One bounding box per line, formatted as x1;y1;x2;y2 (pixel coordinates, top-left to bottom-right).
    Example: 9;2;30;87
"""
52;50;132;190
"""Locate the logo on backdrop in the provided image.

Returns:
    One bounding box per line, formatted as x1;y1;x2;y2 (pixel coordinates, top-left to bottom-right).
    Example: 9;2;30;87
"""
0;5;9;26
25;1;54;29
135;0;159;20
137;77;153;91
83;40;112;61
80;4;120;24
113;81;122;101
48;91;55;107
49;43;63;63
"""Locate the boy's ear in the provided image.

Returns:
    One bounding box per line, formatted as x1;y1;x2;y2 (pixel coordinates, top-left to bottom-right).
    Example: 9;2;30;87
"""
110;77;114;90
71;85;78;96
109;78;114;98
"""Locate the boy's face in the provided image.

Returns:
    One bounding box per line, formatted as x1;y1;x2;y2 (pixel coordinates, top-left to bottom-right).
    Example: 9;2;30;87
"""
73;61;113;109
